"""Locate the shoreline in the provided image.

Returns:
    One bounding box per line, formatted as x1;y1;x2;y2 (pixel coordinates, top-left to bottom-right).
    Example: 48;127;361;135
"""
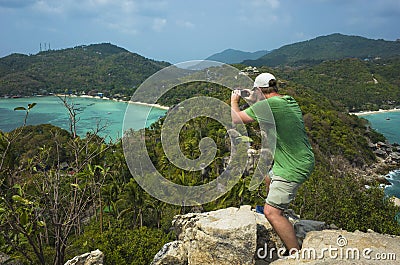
350;108;400;116
126;100;169;110
54;94;170;110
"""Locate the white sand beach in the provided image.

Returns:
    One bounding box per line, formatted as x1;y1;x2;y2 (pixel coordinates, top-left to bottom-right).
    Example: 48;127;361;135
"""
127;101;169;110
55;94;170;110
350;108;400;116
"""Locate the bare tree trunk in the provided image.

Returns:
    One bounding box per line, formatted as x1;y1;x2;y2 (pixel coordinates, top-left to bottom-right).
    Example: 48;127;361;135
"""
99;194;103;234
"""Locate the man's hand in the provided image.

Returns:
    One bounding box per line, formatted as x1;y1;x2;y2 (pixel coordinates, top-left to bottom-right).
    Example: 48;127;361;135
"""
230;90;254;124
231;90;241;103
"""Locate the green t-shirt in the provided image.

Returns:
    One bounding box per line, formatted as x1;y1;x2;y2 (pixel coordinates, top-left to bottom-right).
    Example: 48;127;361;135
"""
245;95;314;183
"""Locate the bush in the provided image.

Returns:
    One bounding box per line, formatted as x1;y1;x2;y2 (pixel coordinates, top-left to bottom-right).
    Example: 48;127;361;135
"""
69;225;173;265
293;170;400;235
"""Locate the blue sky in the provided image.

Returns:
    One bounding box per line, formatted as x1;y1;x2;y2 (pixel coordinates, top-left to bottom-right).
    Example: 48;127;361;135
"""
1;0;399;63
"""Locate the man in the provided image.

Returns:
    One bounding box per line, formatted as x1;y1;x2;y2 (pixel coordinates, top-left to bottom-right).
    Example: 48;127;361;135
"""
231;72;314;253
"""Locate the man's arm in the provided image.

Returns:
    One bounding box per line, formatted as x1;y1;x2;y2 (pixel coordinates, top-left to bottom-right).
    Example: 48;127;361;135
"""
231;92;255;124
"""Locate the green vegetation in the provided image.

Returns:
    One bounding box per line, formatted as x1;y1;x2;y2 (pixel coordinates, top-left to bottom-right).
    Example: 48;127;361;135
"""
244;33;400;67
0;43;170;98
277;58;400;111
206;48;268;64
1;75;399;264
1;39;400;264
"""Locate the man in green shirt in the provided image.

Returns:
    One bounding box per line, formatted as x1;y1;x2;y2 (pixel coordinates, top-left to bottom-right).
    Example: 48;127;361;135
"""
231;72;314;254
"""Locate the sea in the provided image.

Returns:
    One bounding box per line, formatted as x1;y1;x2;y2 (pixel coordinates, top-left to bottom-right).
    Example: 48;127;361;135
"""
0;96;167;142
359;111;400;199
1;96;399;199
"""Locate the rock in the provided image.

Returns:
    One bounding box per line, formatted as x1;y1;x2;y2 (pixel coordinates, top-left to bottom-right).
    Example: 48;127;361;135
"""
151;241;187;265
158;205;258;265
390;152;400;161
151;205;328;265
64;249;103;265
391;196;400;207
270;229;400;265
152;206;400;264
374;149;387;157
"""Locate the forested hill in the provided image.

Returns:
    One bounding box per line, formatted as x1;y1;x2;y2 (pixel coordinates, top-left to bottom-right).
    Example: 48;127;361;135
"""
243;33;400;66
275;57;400;112
205;48;269;64
0;43;170;97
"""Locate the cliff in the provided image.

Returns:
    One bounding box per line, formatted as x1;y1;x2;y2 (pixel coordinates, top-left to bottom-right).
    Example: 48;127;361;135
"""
151;205;400;264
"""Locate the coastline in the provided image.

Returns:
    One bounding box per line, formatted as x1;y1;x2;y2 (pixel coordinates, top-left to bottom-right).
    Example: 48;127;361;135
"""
55;94;170;110
350;108;400;116
126;100;169;110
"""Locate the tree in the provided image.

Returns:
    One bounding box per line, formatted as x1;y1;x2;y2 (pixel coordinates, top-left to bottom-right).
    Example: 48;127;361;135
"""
0;99;111;265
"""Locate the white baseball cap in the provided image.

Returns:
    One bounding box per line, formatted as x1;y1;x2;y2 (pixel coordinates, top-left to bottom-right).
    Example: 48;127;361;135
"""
253;73;276;88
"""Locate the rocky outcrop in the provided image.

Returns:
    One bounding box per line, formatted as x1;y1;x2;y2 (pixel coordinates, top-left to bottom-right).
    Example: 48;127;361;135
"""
152;205;261;265
151;205;328;265
272;229;400;264
151;205;400;265
64;249;103;265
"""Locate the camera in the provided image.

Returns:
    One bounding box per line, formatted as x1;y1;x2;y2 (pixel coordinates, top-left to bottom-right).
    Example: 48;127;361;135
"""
239;90;250;98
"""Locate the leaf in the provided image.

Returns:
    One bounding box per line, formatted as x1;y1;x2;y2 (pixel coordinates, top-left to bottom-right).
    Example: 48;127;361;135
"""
12;184;23;196
12;195;24;203
14;107;26;111
28;103;37;109
70;183;81;190
11;195;33;205
26;223;33;235
20;211;28;226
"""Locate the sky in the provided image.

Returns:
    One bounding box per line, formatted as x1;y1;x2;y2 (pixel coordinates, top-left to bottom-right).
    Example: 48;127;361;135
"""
1;0;400;63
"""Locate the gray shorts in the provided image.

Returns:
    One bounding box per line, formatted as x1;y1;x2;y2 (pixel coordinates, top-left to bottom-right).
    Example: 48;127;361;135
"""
265;171;301;210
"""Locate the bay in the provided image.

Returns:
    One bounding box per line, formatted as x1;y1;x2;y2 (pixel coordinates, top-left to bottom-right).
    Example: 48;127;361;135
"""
360;110;400;144
0;96;167;142
360;111;400;199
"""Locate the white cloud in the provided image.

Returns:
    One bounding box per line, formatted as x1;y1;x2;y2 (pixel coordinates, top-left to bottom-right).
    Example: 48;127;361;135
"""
176;19;195;29
239;0;280;25
31;0;66;15
24;0;170;35
152;18;167;32
248;0;280;9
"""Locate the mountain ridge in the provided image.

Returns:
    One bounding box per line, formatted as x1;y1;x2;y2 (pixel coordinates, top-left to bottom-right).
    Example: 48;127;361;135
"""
243;33;400;66
205;48;269;64
0;42;170;97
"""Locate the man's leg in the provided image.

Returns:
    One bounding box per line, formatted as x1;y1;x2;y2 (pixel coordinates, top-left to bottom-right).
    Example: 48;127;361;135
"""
265;175;271;194
264;204;299;252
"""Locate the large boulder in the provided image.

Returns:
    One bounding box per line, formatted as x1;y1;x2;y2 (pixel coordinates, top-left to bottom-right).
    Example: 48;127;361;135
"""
153;205;259;265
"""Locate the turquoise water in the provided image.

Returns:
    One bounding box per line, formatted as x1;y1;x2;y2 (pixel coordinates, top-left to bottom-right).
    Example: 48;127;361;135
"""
361;111;400;199
361;111;400;144
385;170;400;199
0;96;167;142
